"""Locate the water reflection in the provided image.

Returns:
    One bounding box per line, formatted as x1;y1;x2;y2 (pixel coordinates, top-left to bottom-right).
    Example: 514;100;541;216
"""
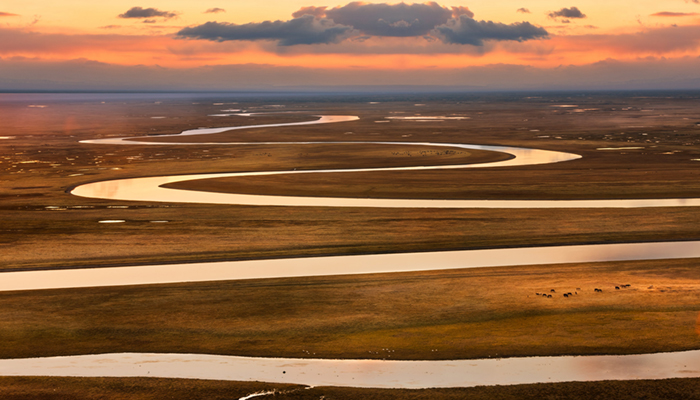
73;169;700;208
2;241;700;292
80;115;360;145
1;351;699;389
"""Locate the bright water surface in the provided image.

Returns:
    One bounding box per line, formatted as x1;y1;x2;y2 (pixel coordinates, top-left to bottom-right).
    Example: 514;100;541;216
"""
2;351;700;389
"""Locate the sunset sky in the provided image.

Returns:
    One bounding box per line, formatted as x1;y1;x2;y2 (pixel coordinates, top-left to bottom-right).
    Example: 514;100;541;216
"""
2;1;700;91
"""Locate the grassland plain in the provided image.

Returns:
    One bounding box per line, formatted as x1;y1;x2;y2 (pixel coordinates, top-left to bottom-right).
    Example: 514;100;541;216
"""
1;92;700;398
2;259;700;360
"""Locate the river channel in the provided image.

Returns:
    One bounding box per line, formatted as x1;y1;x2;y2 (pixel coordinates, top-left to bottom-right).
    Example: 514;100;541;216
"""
3;113;700;389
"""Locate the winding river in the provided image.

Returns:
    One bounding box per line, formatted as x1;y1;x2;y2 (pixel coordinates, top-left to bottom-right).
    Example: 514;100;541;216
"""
4;113;700;389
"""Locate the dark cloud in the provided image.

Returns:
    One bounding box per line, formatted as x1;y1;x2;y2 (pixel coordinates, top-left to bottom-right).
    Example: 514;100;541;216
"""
177;15;352;46
651;12;698;17
451;6;474;18
517;8;531;14
205;8;226;14
118;7;178;20
292;6;328;18
142;19;156;24
325;2;453;37
0;11;20;17
548;7;586;20
99;25;122;29
435;15;548;46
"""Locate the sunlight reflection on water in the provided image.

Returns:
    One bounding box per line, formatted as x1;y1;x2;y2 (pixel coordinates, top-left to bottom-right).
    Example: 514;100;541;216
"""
1;351;700;389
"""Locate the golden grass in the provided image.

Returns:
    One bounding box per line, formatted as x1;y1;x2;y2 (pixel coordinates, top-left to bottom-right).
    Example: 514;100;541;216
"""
3;203;700;270
1;258;699;360
0;376;302;400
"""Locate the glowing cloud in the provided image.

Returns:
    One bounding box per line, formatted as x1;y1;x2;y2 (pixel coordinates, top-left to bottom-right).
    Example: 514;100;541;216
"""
451;6;474;18
325;2;453;37
292;6;328;18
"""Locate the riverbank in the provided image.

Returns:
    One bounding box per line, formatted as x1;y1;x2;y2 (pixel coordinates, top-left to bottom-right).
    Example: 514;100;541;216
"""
2;376;699;399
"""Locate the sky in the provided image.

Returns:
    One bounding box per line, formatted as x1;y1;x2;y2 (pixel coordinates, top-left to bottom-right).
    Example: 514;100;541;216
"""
2;1;700;91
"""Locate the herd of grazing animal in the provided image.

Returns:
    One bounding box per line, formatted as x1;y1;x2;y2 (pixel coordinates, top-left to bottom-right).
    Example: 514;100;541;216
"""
535;285;632;298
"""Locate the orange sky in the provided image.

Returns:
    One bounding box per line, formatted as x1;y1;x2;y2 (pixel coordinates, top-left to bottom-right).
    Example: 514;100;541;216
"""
1;1;700;90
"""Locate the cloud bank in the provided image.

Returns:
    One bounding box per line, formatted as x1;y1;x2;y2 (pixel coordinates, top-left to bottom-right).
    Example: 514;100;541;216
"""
178;1;547;47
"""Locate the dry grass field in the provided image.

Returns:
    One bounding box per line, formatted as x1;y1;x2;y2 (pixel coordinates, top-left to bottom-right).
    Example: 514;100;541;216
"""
2;92;700;398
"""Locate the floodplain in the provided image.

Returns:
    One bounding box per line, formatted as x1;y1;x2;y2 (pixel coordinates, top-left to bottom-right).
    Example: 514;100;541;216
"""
2;91;700;398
